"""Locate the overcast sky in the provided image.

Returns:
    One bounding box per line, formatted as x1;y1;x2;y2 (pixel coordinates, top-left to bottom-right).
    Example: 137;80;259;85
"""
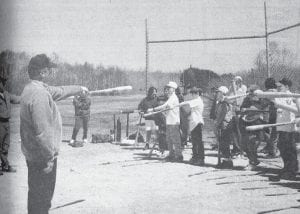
1;0;299;74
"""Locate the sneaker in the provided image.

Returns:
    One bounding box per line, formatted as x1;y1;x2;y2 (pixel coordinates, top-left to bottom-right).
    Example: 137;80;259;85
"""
2;165;16;173
69;141;83;148
218;160;233;169
174;155;184;162
189;157;198;164
83;139;88;144
280;172;297;181
70;139;75;144
164;155;175;162
194;159;205;166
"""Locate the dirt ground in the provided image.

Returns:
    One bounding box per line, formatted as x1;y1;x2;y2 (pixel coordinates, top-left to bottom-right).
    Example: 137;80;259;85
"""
1;95;300;214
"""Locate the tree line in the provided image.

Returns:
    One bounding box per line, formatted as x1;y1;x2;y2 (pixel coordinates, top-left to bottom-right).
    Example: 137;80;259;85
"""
0;50;180;95
1;41;299;96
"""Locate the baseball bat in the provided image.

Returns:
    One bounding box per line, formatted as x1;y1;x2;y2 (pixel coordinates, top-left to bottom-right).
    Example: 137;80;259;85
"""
253;90;300;99
246;118;300;131
89;85;132;96
143;99;193;117
239;108;269;113
224;93;248;101
67;86;132;99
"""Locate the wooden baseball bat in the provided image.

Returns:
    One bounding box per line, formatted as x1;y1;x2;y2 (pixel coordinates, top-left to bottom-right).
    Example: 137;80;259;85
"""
89;85;132;96
246;118;300;131
143;99;193;117
254;90;300;99
239;108;269;113
67;86;132;99
224;93;248;101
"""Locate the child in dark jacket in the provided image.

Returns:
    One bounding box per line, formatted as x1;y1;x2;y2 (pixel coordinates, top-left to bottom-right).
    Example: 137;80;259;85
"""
70;91;91;144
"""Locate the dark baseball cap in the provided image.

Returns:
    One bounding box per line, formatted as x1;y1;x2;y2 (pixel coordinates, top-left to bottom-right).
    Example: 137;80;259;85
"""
278;77;292;87
28;54;57;71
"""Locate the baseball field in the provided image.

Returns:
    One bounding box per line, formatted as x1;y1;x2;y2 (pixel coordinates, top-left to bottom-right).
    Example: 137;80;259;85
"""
1;95;300;214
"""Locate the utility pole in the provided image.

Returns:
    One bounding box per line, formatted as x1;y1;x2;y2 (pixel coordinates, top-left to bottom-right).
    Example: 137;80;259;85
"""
145;19;149;95
264;1;270;77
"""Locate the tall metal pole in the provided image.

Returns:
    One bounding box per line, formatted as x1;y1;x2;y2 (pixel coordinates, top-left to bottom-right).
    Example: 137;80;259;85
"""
264;1;270;77
145;19;149;95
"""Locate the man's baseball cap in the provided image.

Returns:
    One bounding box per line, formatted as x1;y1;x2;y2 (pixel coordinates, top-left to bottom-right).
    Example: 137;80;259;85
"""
28;54;57;72
234;76;242;81
166;81;178;89
217;86;229;95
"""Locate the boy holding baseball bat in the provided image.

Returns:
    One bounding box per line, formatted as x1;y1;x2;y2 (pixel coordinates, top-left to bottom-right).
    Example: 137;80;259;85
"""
260;77;279;158
275;78;298;180
183;86;205;165
147;81;182;162
239;85;267;170
214;86;234;168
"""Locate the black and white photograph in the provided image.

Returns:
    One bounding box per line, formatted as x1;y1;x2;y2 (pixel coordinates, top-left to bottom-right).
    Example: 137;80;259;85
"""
0;0;300;213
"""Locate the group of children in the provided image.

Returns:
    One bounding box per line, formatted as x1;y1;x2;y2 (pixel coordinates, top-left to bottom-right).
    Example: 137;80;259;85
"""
140;76;299;180
212;76;299;180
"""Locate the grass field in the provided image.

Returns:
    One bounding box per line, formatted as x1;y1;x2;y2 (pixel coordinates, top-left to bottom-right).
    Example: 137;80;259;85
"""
58;94;215;143
2;94;300;214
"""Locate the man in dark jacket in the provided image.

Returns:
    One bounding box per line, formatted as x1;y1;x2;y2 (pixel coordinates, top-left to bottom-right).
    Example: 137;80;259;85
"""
70;92;91;145
0;59;20;173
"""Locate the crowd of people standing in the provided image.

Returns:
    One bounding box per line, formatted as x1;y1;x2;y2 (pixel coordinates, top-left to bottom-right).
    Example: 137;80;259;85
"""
138;76;299;181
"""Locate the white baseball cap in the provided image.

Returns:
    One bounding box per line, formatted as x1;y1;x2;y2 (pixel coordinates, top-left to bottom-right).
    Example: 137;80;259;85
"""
234;76;243;81
166;81;178;89
217;86;229;95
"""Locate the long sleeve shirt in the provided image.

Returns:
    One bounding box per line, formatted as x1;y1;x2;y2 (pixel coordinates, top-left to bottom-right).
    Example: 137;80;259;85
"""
155;92;180;125
0;91;20;120
188;96;204;131
20;80;82;163
275;91;296;132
